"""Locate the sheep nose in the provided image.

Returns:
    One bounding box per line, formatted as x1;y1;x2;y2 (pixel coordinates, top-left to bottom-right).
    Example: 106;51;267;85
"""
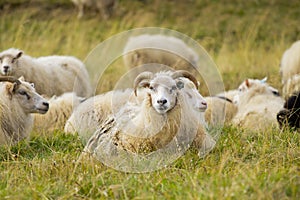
43;102;49;108
3;66;9;71
157;99;167;105
201;101;207;106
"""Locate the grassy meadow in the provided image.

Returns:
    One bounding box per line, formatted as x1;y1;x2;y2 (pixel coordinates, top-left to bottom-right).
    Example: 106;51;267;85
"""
0;0;300;199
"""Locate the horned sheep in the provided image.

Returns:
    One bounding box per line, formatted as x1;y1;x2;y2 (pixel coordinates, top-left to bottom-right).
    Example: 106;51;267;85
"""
33;92;85;134
83;70;215;158
0;76;49;145
123;34;199;73
231;79;284;132
0;48;92;98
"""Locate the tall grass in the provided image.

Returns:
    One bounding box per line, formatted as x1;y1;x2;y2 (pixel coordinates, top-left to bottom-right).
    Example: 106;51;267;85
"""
0;0;299;199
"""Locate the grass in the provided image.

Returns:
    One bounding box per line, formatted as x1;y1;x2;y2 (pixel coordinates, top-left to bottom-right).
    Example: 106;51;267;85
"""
0;0;300;199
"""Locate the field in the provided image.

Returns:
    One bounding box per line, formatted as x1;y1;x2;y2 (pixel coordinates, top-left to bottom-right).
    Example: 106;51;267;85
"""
0;0;300;199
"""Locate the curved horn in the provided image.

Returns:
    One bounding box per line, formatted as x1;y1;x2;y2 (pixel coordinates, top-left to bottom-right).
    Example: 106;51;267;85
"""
171;70;199;89
0;76;21;85
133;71;154;96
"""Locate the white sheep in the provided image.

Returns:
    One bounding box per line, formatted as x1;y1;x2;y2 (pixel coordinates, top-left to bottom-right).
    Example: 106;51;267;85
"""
0;76;49;145
123;34;199;73
71;0;116;19
231;79;284;131
280;40;300;83
33;92;85;134
65;71;211;146
0;48;92;98
83;70;215;158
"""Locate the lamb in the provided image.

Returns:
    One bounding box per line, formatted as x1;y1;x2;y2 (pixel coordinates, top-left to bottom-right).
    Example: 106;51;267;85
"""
231;79;284;132
65;71;210;145
277;91;300;130
0;48;92;98
33;92;85;134
0;76;49;145
123;34;199;73
71;0;116;19
83;70;215;162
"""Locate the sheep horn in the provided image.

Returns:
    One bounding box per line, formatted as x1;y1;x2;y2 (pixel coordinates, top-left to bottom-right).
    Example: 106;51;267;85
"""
0;76;21;85
171;70;199;89
133;71;154;96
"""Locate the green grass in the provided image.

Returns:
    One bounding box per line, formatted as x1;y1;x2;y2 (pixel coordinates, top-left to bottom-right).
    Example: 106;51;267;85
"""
0;0;300;199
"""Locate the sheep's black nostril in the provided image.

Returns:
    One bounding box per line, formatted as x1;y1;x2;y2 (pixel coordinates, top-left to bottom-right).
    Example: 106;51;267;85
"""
201;101;207;106
3;66;9;71
43;102;49;108
157;99;167;105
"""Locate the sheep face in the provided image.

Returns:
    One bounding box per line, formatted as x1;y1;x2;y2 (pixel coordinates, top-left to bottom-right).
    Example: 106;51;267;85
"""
6;77;49;114
0;49;23;76
148;76;179;114
179;78;207;112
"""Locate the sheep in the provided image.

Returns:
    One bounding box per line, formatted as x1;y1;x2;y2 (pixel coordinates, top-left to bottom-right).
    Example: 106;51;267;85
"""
83;70;215;160
71;0;116;19
123;34;199;74
65;71;210;146
204;96;238;126
0;48;92;98
32;92;85;134
277;91;300;130
0;76;49;145
231;79;284;131
282;74;300;99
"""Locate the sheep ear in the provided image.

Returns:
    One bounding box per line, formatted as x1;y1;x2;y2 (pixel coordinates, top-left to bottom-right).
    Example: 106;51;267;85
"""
176;81;184;89
5;83;17;99
245;79;250;88
18;76;25;81
15;51;23;59
260;77;267;83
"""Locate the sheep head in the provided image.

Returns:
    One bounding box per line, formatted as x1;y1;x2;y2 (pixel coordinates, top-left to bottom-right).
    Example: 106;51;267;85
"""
0;76;49;114
134;70;201;114
0;48;23;76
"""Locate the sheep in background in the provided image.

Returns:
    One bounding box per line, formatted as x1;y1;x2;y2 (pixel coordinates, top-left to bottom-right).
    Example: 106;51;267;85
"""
33;93;85;134
123;34;199;73
0;76;49;145
277;91;300;130
231;79;284;132
204;96;238;126
280;41;300;97
71;0;116;19
0;48;92;98
83;70;215;158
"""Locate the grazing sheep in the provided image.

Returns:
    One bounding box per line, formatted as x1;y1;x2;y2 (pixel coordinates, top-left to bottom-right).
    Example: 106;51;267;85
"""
0;48;92;98
123;34;199;73
231;79;284;131
0;76;49;145
71;0;116;19
33;93;85;134
277;91;300;130
83;70;215;158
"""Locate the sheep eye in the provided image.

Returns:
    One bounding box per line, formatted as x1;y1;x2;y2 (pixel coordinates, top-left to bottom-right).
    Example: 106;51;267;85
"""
149;86;154;90
18;90;30;100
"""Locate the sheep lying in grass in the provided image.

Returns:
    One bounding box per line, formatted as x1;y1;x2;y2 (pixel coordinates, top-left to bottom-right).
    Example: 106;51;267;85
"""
0;76;49;145
277;92;300;130
33;93;85;134
123;34;199;73
231;79;284;131
280;41;300;97
83;70;215;158
0;48;92;98
65;71;210;146
204;96;238;126
71;0;116;19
